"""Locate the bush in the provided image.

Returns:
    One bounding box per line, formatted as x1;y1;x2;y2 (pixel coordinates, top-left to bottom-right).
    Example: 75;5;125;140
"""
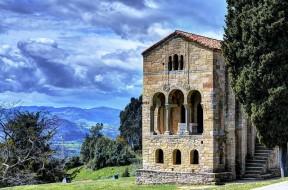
80;124;136;170
65;156;83;170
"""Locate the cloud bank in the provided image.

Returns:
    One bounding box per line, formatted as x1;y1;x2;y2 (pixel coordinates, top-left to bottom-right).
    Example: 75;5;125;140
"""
0;0;226;108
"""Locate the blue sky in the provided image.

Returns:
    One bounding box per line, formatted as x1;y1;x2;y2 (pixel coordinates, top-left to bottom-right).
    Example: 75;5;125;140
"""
0;0;226;109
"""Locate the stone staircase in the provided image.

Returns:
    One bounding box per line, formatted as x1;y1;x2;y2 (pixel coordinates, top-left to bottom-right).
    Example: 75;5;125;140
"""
242;141;273;180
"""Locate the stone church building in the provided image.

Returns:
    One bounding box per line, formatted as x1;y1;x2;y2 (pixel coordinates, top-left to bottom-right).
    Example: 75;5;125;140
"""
136;30;280;184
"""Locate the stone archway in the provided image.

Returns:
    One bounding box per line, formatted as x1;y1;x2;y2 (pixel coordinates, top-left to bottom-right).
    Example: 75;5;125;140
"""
168;89;184;134
188;90;203;134
151;92;166;134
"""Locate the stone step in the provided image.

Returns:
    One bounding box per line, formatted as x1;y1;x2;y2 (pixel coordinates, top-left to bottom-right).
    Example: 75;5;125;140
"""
242;141;274;180
261;173;273;179
241;177;260;180
255;148;272;152
245;170;262;174
246;160;265;164
246;163;263;167
252;156;268;160
255;146;272;150
243;173;262;178
255;145;267;148
253;155;269;159
254;152;270;155
245;166;264;170
255;150;271;153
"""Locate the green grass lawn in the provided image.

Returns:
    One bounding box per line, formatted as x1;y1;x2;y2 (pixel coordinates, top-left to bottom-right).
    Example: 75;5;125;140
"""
3;177;287;190
2;177;175;190
68;165;138;181
2;165;287;190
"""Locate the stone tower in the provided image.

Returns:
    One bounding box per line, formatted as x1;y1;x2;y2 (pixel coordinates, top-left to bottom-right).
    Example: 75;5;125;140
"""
136;30;280;184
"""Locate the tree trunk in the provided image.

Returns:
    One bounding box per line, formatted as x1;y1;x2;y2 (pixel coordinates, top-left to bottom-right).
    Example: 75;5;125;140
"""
279;143;288;177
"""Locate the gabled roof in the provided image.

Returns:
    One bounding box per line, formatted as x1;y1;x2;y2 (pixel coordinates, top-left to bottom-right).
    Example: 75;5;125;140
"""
142;30;222;55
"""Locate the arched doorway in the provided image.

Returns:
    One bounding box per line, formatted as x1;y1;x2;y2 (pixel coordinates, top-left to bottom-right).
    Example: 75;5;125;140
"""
152;93;165;134
168;89;184;134
188;90;203;134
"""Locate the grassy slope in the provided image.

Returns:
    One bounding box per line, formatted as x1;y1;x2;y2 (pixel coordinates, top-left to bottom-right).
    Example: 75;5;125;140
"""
69;165;138;181
2;165;287;190
3;178;175;190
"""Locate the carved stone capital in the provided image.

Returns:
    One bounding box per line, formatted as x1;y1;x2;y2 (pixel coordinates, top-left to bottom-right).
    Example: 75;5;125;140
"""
163;84;170;92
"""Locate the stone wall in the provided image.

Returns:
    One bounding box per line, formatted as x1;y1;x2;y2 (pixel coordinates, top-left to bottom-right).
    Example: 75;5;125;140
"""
140;32;279;184
267;147;280;176
136;169;233;185
142;36;215;173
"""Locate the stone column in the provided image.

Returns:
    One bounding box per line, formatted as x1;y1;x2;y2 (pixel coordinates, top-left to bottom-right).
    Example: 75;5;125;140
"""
164;104;171;135
150;106;156;135
154;106;159;134
184;104;191;135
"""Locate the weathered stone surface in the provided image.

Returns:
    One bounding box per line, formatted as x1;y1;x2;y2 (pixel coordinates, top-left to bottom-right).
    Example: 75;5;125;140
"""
136;169;232;185
138;31;279;184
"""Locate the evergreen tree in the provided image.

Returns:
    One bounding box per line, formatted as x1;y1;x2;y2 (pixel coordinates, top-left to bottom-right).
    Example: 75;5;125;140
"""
222;0;288;177
80;123;103;164
119;96;142;151
0;111;66;186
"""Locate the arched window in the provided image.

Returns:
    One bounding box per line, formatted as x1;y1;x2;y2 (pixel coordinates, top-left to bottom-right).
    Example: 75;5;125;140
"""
168;56;172;71
173;149;181;165
155;149;164;163
173;54;179;70
180;55;184;70
190;150;199;164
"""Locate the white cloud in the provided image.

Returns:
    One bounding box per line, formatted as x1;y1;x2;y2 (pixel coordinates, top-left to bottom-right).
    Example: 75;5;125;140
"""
147;23;173;38
94;74;103;82
30;38;58;47
144;0;158;9
0;0;226;108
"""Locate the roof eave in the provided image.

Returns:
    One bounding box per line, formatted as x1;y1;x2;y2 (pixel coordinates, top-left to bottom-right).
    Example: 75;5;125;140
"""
142;30;222;56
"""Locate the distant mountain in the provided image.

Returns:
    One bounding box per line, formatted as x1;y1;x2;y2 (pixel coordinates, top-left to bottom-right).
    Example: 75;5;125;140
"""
14;106;121;141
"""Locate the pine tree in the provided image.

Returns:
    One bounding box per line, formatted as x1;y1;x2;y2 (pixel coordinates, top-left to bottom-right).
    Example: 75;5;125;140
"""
222;0;288;177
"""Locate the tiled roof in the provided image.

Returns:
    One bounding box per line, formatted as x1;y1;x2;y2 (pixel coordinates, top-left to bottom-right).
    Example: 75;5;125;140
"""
142;30;222;55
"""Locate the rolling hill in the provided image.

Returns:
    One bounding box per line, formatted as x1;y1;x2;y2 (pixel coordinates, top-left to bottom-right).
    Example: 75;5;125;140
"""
12;106;121;156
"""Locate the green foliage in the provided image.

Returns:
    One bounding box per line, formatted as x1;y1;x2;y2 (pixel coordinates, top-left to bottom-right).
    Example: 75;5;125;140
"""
65;156;83;170
222;0;288;148
80;124;135;170
121;167;130;177
80;123;104;163
0;111;66;187
119;95;142;150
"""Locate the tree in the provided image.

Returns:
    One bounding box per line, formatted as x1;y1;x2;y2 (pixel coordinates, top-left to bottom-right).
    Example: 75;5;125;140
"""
80;123;135;170
119;96;142;150
222;0;288;177
80;123;104;164
0;110;66;186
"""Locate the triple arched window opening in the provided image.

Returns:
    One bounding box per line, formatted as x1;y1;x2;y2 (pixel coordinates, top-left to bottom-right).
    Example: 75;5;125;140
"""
155;149;199;165
168;54;184;71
